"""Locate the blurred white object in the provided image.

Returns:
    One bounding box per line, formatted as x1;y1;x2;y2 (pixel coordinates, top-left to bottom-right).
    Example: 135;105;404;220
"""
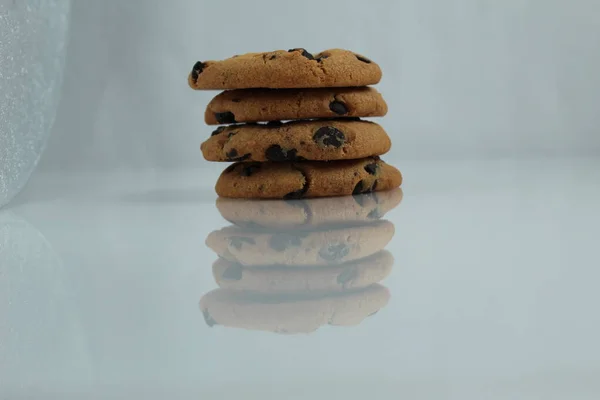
0;0;70;208
0;211;92;394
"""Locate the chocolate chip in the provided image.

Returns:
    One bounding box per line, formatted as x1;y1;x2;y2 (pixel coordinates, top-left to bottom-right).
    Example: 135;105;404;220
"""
319;243;350;262
372;180;379;191
356;54;372;64
288;48;315;60
226;149;238;158
226;149;251;162
211;126;226;137
356;181;375;194
229;236;256;250
191;61;205;81
224;163;238;173
202;309;217;327
240;163;261;177
215;112;236;124
267;120;283;127
265;145;299;161
337;268;358;286
353;180;366;195
316;54;329;62
284;167;309;199
364;163;379;175
231;155;250;161
313;127;346;148
231;98;242;103
269;233;303;252
269;55;277;60
283;189;304;199
222;264;243;281
329;101;348;115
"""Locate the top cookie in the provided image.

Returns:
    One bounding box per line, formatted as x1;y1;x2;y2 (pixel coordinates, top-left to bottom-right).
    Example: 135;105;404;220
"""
188;48;382;90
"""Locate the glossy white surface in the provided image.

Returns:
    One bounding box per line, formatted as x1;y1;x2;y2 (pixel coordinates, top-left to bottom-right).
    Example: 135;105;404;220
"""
2;157;600;399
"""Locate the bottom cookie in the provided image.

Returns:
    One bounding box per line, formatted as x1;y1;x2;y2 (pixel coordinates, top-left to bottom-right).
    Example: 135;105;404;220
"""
215;157;402;199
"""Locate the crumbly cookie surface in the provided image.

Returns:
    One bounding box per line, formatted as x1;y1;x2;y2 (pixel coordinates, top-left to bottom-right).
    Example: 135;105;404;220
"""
201;119;391;162
188;48;382;90
215;157;402;199
204;87;387;125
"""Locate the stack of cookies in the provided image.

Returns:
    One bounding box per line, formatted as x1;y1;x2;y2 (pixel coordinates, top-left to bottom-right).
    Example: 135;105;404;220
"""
188;48;402;199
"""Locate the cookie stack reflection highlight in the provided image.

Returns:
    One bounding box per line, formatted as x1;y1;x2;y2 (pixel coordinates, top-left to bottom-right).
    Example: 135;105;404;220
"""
200;189;402;334
188;48;402;199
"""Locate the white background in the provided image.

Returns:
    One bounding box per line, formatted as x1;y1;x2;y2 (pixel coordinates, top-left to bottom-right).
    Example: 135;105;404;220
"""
38;0;600;172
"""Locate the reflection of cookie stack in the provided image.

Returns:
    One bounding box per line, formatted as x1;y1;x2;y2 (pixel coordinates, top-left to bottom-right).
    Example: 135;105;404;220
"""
199;190;402;334
188;48;403;199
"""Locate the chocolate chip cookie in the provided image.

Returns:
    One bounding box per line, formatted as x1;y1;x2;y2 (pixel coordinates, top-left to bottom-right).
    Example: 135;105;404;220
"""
204;87;388;125
202;119;390;162
188;48;382;90
213;250;394;294
215;157;402;199
216;188;403;230
199;284;390;334
205;220;394;267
